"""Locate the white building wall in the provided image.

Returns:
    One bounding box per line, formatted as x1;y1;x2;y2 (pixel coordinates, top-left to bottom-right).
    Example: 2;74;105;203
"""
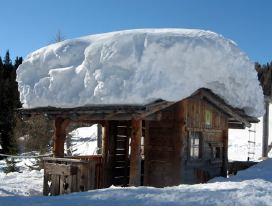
228;104;272;161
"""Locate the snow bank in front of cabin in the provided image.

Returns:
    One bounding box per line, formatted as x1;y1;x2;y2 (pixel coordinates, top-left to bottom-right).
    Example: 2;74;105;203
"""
1;179;272;205
210;158;272;183
0;158;272;205
17;29;264;117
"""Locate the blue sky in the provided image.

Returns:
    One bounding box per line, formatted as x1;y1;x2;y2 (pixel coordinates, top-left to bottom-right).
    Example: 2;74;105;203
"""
0;0;271;63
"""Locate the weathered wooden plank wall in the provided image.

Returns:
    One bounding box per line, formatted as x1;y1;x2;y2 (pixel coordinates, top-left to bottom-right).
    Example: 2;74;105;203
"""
43;156;102;196
181;97;228;184
144;95;229;186
144;104;182;187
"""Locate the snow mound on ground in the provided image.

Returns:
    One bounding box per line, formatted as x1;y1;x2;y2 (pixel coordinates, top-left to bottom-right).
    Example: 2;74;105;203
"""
16;29;264;117
0;158;271;205
1;179;272;205
0;170;43;196
0;157;43;197
210;158;272;183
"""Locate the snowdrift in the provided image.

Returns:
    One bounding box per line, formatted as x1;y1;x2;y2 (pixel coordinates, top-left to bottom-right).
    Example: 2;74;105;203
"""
16;29;264;117
65;125;98;155
1;159;272;205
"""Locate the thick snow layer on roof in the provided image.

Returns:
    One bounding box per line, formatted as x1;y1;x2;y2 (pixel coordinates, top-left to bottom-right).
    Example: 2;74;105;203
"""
16;29;264;117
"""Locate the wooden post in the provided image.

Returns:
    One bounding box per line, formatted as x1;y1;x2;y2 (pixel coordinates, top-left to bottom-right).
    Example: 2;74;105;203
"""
53;117;70;157
222;128;228;177
262;98;269;158
129;118;142;186
102;121;110;187
143;121;149;186
97;124;102;154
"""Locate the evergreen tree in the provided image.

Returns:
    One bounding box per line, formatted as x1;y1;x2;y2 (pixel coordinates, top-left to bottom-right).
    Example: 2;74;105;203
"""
255;61;272;97
0;51;23;154
0;57;3;152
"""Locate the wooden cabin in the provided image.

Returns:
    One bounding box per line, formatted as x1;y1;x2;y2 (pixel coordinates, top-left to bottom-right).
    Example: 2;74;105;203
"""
19;88;258;195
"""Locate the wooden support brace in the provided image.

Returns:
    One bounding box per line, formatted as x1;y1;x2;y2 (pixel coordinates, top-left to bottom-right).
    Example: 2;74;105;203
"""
97;124;103;154
262;99;270;157
222;129;228;177
129;118;142;186
102;121;110;187
53;117;70;157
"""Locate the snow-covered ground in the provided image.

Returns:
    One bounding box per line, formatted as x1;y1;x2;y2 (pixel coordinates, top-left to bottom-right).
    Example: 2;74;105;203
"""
0;169;43;196
0;158;271;205
1;124;271;205
0;158;43;196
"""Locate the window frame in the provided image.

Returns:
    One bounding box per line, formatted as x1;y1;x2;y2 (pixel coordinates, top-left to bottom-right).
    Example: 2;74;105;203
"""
209;142;223;162
188;131;203;160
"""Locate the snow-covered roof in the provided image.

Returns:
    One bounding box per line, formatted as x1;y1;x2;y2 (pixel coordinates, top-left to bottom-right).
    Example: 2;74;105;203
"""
16;28;264;117
19;88;259;129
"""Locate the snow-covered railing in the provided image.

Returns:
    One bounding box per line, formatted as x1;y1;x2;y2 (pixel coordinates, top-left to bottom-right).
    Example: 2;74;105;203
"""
0;153;53;158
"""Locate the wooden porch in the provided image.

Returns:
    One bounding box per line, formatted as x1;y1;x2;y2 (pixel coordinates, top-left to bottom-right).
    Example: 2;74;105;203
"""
19;102;172;196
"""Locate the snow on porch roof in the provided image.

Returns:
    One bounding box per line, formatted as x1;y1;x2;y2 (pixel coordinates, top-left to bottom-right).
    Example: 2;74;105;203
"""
18;88;259;128
16;29;264;117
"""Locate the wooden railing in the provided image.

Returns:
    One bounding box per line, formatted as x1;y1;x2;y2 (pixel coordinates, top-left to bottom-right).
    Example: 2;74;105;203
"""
43;155;103;196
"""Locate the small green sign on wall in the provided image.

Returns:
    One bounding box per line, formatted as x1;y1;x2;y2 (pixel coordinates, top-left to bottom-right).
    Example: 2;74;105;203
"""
205;110;212;127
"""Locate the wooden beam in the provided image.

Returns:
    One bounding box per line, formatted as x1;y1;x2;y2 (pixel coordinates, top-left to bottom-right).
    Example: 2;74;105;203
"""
97;124;102;154
228;123;245;129
44;163;78;175
43;157;88;163
50;113;160;121
262;98;270;157
18;103;165;121
53;117;70;157
139;101;175;119
129;118;142;186
143;121;149;186
222;129;228;177
102;121;110;187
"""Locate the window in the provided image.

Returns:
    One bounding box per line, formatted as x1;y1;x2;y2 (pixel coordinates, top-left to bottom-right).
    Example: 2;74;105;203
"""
209;142;223;161
213;147;221;159
190;132;202;159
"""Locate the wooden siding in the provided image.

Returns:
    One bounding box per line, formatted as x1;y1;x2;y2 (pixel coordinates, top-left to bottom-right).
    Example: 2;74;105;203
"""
182;97;229;184
144;103;183;187
144;95;229;186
